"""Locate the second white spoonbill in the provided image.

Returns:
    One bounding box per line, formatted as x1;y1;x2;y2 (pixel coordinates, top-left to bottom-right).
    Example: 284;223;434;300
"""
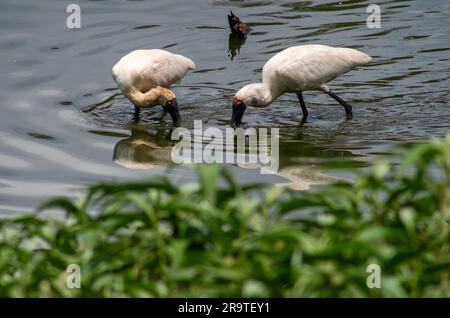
112;49;196;124
231;44;371;127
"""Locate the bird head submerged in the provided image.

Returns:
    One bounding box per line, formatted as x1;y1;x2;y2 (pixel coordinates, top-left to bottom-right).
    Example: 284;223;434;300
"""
163;98;181;125
140;86;181;124
231;97;246;128
231;83;272;127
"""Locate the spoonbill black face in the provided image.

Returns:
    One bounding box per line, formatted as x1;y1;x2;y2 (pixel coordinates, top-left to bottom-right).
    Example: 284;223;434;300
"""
164;99;181;125
231;97;246;128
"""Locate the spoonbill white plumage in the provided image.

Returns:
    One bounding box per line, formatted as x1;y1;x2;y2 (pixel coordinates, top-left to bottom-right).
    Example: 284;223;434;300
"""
231;44;372;127
112;49;196;124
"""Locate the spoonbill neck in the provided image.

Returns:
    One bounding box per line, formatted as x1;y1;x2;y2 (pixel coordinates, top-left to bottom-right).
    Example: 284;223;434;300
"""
237;82;280;108
260;82;285;107
128;87;175;108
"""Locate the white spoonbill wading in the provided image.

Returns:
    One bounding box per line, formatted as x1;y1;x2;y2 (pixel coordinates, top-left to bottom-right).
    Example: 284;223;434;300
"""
112;49;196;124
231;44;372;127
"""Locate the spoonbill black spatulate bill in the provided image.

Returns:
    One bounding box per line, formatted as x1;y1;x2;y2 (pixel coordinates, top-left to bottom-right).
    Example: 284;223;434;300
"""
231;44;372;127
112;49;196;124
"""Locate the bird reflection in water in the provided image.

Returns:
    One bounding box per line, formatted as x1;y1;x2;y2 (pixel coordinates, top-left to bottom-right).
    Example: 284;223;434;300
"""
112;126;344;190
113;127;174;170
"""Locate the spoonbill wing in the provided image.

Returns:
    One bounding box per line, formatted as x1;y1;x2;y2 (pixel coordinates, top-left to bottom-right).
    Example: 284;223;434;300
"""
266;45;371;91
112;49;196;93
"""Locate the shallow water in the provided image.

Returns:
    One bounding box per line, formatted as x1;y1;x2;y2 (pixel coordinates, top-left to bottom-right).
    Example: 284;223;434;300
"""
0;0;449;214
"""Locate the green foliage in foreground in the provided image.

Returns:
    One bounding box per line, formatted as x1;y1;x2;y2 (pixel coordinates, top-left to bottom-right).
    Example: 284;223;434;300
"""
0;137;449;298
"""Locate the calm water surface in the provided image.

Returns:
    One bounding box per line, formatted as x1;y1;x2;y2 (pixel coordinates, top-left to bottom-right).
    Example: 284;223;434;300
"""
0;0;449;214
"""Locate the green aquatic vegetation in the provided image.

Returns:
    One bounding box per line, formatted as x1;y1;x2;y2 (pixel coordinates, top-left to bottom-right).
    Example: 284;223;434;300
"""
0;136;449;297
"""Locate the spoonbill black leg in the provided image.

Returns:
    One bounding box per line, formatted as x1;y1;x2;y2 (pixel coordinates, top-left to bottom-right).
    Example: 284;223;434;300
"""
326;90;353;119
134;106;141;121
296;92;308;123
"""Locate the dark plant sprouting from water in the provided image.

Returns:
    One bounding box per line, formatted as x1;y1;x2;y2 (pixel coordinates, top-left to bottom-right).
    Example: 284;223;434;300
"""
0;136;449;297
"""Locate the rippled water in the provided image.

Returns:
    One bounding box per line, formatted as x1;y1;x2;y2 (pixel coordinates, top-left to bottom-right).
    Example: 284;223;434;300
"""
0;0;449;214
